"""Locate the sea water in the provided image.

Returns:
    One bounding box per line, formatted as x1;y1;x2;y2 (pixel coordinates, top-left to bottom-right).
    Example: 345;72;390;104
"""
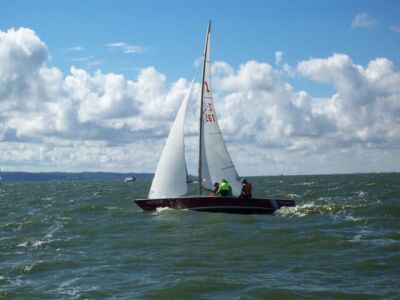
0;173;399;299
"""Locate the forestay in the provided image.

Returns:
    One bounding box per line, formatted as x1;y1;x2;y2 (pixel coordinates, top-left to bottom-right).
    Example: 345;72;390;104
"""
148;82;193;199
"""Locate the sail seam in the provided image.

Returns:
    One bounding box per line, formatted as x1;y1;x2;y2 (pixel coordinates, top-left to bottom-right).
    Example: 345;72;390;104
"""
222;165;235;170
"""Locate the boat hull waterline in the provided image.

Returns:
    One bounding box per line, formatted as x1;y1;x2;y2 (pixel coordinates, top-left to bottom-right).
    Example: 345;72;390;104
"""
135;197;296;214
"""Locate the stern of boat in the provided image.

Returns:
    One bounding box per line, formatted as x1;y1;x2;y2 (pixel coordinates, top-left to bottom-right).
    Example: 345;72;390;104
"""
275;199;296;208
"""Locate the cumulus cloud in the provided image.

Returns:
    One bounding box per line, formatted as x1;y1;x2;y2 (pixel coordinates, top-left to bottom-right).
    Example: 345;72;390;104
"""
215;60;280;92
351;13;377;29
0;27;47;82
298;54;400;144
0;27;399;174
0;28;190;148
211;61;330;158
209;55;399;173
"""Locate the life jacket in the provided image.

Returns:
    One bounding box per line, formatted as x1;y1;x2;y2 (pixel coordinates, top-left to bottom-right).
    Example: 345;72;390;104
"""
218;180;232;197
242;182;252;196
219;181;231;191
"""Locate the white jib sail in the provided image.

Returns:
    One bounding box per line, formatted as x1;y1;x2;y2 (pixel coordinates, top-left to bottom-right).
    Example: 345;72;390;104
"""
148;81;193;199
200;24;242;196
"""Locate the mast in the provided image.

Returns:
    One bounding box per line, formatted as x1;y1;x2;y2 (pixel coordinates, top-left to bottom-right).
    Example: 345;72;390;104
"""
198;21;211;196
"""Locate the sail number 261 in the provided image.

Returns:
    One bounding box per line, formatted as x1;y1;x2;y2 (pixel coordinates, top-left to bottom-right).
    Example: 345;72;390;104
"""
204;113;216;122
204;103;215;122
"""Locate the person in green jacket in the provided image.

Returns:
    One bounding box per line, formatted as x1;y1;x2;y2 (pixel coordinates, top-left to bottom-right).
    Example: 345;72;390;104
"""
217;179;232;197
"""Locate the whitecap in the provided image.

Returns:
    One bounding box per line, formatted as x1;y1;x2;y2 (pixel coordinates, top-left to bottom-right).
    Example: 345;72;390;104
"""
351;234;362;242
44;223;62;239
17;241;29;247
351;236;398;246
153;207;174;214
58;277;79;290
276;201;360;217
285;193;302;199
18;238;55;248
276;205;310;217
104;206;119;210
293;182;316;186
23;264;34;272
344;215;363;222
31;240;47;248
350;228;372;243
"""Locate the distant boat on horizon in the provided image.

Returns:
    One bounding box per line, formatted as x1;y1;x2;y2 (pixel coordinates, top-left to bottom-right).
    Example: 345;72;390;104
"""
124;177;136;183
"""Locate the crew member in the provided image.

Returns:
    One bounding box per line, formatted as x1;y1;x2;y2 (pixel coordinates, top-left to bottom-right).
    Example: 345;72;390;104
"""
209;182;220;197
240;178;252;199
217;179;232;197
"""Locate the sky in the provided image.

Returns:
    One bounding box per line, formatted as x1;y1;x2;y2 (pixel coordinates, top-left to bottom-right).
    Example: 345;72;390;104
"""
0;0;399;175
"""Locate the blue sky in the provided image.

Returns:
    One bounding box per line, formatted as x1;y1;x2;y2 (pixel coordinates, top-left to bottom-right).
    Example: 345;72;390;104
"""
0;0;399;174
3;0;399;88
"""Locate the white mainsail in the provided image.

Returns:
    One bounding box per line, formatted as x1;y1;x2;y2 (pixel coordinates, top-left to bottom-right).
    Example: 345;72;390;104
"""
148;82;193;199
199;22;242;196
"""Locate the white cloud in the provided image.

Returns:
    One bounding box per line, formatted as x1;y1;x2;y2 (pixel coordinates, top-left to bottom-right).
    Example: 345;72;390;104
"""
215;60;280;91
105;42;146;54
70;56;105;69
65;46;83;51
0;28;190;147
275;51;283;65
0;27;399;174
70;56;95;62
351;13;377;29
390;25;400;33
0;27;47;78
211;62;331;147
282;63;296;78
298;54;400;144
193;56;203;68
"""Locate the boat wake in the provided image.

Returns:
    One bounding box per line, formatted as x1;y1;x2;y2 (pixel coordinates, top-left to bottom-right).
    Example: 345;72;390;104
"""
153;207;174;214
276;200;368;218
152;206;188;215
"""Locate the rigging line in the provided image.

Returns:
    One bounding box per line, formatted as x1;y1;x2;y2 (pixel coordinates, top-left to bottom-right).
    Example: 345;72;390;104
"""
193;58;201;84
222;165;235;170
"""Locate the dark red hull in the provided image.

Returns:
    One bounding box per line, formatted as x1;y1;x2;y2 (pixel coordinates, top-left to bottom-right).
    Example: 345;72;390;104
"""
135;196;295;214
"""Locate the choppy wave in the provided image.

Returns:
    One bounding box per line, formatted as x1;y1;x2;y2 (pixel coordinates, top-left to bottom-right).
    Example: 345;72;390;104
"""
0;174;399;299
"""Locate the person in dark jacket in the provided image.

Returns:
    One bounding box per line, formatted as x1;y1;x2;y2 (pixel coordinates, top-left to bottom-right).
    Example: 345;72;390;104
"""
240;178;252;199
209;182;220;197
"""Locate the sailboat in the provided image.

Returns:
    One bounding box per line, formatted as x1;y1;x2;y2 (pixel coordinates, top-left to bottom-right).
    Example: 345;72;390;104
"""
135;22;295;214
